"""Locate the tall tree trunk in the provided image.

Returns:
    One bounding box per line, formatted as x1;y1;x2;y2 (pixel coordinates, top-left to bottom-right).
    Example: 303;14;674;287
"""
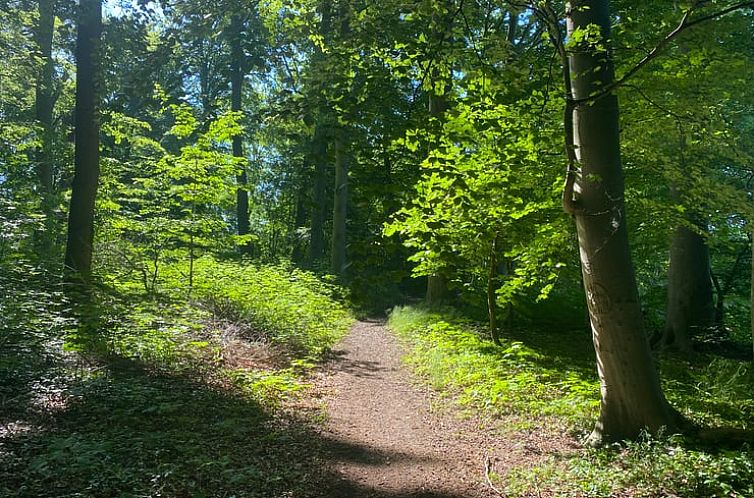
35;0;57;255
664;222;714;352
425;19;451;305
309;126;327;265
308;0;333;267
64;0;102;285
424;83;448;302
506;7;519;44
330;134;348;277
230;15;251;255
329;0;352;278
751;229;754;359
567;0;679;445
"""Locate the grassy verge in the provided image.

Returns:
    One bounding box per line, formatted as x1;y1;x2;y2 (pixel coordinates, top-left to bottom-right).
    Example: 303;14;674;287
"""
1;258;353;497
388;305;754;497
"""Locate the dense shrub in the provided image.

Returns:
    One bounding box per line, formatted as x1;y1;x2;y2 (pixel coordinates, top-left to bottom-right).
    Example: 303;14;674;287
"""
191;258;353;357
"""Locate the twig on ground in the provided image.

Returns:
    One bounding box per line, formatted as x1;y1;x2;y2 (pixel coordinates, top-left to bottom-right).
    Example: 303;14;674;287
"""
484;455;506;497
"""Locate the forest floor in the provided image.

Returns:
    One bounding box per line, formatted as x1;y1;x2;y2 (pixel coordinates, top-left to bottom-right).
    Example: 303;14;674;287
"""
308;320;574;497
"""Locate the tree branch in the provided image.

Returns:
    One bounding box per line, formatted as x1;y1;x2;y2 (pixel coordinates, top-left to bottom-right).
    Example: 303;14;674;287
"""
512;0;754;215
622;84;694;121
573;1;754;105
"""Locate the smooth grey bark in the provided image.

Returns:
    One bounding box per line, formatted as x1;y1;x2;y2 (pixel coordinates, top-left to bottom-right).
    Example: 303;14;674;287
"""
34;0;57;254
507;7;519;44
664;223;714;352
330;135;348;277
329;0;352;278
230;15;251;255
64;0;102;284
567;0;679;445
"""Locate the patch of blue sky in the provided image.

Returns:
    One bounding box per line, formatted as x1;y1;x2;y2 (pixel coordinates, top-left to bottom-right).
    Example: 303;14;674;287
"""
104;0;164;20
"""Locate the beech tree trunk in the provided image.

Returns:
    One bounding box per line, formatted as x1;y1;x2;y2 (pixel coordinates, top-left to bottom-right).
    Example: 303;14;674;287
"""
230;15;251;255
330;135;348;277
507;7;519;44
35;0;56;254
329;0;352;278
64;0;102;285
664;223;714;352
567;0;679;445
425;82;448;304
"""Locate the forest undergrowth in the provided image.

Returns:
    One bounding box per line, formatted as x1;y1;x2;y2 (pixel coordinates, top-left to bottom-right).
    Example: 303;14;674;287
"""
0;257;352;498
389;305;754;497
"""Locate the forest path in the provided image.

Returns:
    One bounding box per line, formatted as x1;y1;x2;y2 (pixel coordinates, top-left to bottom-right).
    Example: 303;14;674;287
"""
310;320;514;498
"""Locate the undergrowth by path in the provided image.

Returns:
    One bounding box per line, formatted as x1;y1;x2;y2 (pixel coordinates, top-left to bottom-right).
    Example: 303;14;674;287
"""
388;305;754;497
0;258;353;497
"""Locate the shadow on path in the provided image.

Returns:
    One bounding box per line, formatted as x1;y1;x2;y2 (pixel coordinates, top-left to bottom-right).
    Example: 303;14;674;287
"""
1;348;475;498
323;349;393;378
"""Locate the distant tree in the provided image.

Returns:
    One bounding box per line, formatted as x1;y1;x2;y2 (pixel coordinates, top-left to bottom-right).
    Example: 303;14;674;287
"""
229;14;252;254
424;1;454;306
664;213;715;353
64;0;102;286
330;0;352;278
34;0;58;255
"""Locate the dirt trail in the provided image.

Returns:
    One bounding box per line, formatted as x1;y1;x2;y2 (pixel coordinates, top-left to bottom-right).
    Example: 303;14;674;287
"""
311;320;516;498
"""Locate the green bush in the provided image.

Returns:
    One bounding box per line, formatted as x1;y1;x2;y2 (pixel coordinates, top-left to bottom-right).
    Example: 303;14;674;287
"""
191;258;353;358
504;434;754;498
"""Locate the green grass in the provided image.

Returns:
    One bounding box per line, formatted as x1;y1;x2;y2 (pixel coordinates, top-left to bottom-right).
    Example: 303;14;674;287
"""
1;258;354;497
388;305;754;497
388;305;600;431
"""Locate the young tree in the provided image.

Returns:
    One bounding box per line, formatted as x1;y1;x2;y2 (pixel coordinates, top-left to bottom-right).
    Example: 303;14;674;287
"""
306;0;334;267
64;0;102;285
308;125;329;265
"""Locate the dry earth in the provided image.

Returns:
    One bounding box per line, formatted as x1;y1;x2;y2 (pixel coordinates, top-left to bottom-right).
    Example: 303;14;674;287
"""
308;320;577;498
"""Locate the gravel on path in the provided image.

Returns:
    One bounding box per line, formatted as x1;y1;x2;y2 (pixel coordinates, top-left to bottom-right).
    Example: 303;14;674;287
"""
311;320;515;498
